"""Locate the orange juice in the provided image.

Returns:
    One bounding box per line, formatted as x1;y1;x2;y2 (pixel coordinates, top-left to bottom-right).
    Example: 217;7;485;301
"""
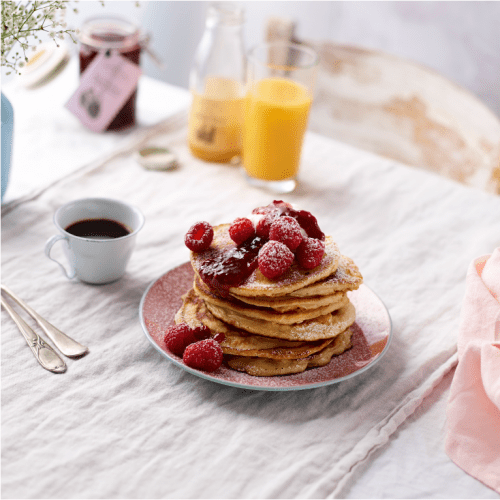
188;76;244;163
243;77;312;181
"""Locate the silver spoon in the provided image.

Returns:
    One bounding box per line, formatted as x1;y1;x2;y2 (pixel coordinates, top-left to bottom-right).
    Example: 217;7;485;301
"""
1;285;88;358
1;295;67;373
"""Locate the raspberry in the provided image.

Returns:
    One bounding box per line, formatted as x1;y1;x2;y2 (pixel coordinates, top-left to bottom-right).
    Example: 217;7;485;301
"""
296;237;325;269
258;241;294;279
253;200;292;213
251;203;278;216
252;202;325;241
269;216;303;251
183;338;223;372
193;325;212;341
213;332;226;343
253;201;295;239
184;221;214;252
272;200;294;213
255;214;276;239
229;217;255;245
164;323;197;356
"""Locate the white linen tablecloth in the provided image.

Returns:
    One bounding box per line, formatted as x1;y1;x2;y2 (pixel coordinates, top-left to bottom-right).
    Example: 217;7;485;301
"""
1;58;191;204
2;122;500;499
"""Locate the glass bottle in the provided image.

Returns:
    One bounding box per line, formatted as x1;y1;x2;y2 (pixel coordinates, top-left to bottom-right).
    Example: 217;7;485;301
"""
188;3;245;163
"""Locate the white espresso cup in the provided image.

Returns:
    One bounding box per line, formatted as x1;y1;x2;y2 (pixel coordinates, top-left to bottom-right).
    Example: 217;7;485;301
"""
45;198;145;284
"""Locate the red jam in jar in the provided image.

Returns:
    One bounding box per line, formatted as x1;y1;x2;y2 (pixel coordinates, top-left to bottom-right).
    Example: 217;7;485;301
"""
78;16;141;131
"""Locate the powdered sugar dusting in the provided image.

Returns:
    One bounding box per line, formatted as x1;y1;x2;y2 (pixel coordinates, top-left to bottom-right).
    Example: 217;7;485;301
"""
140;262;392;391
238;237;340;292
191;224;341;297
269;216;303;251
247;212;264;228
330;255;362;285
258;240;294;279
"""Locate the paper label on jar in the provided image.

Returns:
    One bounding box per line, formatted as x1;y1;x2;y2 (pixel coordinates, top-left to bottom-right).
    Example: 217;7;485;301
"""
188;92;243;155
65;51;142;132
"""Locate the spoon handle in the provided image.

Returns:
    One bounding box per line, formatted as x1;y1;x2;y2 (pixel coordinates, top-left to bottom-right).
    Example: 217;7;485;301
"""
1;295;67;373
1;285;88;358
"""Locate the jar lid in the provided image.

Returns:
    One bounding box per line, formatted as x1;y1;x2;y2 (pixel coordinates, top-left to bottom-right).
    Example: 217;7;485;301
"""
134;147;179;171
19;41;70;88
78;16;140;50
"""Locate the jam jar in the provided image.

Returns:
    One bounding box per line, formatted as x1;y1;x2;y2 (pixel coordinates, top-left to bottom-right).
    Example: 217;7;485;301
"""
78;16;142;131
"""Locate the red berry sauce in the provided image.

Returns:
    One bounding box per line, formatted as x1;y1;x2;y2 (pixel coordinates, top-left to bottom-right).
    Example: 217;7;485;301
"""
198;236;264;296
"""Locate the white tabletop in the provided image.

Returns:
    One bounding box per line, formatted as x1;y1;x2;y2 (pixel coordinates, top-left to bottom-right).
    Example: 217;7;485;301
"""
1;60;499;499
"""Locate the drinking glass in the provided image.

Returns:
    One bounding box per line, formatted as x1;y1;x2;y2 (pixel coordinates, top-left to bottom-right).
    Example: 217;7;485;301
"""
242;42;319;193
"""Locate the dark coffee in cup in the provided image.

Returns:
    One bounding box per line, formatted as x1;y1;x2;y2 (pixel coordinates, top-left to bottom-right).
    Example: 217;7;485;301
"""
65;218;131;240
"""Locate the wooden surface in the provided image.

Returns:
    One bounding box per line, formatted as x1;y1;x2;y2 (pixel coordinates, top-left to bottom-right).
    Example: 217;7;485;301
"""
307;42;500;194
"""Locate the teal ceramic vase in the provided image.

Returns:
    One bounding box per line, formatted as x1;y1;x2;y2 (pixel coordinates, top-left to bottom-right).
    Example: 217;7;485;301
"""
1;92;14;202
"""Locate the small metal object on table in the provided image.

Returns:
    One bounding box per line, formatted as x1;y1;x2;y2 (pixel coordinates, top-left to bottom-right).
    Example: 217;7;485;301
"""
0;295;67;373
1;285;89;358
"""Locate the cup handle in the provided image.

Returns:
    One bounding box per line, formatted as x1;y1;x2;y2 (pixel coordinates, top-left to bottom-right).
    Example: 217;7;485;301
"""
44;235;76;280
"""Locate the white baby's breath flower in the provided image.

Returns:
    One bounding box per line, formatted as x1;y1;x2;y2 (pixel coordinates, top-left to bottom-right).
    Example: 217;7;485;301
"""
1;0;80;73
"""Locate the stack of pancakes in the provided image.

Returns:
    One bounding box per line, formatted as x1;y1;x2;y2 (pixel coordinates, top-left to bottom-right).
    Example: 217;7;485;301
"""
176;224;363;376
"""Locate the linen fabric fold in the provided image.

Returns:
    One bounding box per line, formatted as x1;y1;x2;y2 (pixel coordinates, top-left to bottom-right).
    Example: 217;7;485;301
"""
445;248;500;494
3;126;500;498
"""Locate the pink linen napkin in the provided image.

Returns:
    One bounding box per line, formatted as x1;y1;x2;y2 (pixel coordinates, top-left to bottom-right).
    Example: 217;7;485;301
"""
445;248;500;493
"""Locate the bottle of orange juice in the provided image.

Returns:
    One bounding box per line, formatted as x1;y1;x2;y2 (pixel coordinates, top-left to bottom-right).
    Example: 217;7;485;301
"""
188;3;245;163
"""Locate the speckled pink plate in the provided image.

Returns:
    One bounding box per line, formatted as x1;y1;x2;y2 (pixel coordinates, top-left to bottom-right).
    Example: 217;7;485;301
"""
139;262;392;391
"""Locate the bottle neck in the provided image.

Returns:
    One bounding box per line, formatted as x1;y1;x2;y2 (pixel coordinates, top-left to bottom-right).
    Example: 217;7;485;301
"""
206;2;244;27
204;22;243;43
190;4;246;93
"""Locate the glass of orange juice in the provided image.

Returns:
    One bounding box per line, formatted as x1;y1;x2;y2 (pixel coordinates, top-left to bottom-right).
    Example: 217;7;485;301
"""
243;42;319;193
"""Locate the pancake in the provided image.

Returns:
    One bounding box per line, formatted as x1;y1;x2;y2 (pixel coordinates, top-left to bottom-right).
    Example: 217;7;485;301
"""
176;207;363;377
229;288;347;312
289;255;363;297
204;299;356;341
194;277;349;324
227;327;353;376
191;224;341;298
176;289;335;359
